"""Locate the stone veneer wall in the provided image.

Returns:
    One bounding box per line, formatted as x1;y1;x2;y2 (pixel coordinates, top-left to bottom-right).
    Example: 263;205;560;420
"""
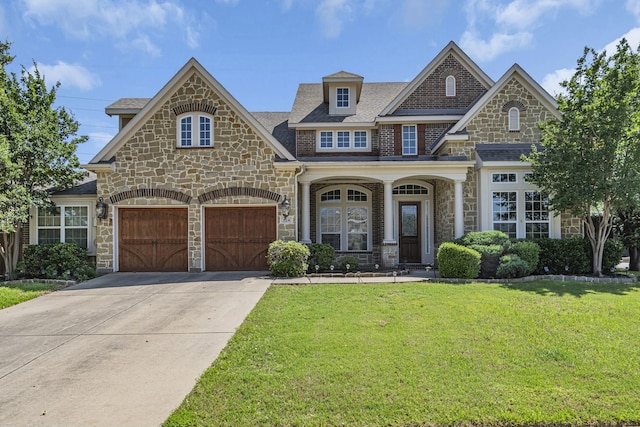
433;170;476;249
95;71;296;272
561;213;582;238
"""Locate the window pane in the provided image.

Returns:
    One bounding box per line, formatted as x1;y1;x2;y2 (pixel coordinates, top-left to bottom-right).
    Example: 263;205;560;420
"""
348;234;367;251
337;88;349;108
493;223;516;239
322;234;341;251
401;205;418;237
402;125;417;155
509;107;520;131
393;185;428;195
347;207;368;233
525;191;549;239
492;192;517;221
181;116;192;146
64;206;88;227
492;173;517;183
199;116;211;146
320;131;333;148
38;229;60;244
354;131;367;148
320;189;340;202
526;223;549;239
65;229;88;249
446;75;456;97
337;131;350;148
320;207;341;233
347;189;367;202
38;208;61;227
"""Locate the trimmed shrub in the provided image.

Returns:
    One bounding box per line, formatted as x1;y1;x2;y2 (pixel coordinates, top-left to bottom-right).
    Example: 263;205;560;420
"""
456;230;511;249
497;254;530;279
337;256;359;272
599;238;625;274
533;238;590;275
437;242;481;279
20;243;95;281
468;244;504;278
509;241;540;275
267;240;310;277
307;243;335;272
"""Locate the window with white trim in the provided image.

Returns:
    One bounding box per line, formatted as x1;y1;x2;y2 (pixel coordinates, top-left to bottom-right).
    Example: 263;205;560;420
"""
318;186;370;251
316;130;369;151
37;206;89;249
177;113;214;147
492;191;517;238
402;125;417;155
525;191;549;239
446;75;456;97
508;107;520;131
336;87;349;108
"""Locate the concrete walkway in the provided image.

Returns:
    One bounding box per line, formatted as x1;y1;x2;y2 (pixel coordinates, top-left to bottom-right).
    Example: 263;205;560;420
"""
0;272;271;427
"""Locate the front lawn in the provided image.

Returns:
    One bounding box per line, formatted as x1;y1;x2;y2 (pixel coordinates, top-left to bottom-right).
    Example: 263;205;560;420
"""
165;280;640;427
0;282;58;309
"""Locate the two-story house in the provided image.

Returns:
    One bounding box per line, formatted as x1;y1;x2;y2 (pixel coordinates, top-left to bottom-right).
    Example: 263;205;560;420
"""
33;41;580;273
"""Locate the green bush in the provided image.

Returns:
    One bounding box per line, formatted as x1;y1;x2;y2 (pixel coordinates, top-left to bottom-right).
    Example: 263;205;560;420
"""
307;243;335;272
457;231;511;249
468;244;504;278
496;254;530;279
599;238;625;274
267;240;310;277
509;241;540;275
533;238;591;275
437;242;481;279
337;256;359;272
20;243;96;281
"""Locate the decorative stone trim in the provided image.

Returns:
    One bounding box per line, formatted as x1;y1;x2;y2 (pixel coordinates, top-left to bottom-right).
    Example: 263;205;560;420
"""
501;100;527;112
172;103;217;116
109;188;193;204
198;187;283;203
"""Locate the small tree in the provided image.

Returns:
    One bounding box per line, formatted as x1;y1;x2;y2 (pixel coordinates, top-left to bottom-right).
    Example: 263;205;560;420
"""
0;41;87;276
526;39;640;276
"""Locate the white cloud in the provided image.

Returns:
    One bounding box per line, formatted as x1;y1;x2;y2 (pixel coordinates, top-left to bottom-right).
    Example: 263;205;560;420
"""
459;29;532;61
602;27;640;55
496;0;602;31
32;61;102;91
316;0;353;39
20;0;200;54
627;0;640;20
541;67;574;97
130;35;162;57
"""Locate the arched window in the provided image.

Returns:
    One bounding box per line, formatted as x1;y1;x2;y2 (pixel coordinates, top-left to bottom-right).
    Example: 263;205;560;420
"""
177;113;214;147
445;75;456;97
318;186;371;251
508;107;520;131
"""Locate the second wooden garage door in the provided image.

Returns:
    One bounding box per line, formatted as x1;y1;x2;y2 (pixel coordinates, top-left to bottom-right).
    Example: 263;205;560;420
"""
118;208;188;272
205;207;276;271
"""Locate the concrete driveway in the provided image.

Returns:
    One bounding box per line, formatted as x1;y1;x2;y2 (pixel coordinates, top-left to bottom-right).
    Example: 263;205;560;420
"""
0;272;271;427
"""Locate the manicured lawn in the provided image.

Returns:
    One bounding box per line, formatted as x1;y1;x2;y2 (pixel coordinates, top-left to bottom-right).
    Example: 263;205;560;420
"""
165;280;640;427
0;282;58;309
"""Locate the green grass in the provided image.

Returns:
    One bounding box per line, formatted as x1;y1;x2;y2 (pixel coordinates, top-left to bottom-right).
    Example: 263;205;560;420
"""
0;282;57;309
165;280;640;427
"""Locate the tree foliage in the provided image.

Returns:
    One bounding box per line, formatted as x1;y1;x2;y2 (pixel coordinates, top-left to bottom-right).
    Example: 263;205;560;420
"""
0;40;87;275
525;39;640;276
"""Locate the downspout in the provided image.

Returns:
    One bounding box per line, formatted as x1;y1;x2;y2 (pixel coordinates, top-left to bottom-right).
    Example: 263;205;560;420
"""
294;163;306;242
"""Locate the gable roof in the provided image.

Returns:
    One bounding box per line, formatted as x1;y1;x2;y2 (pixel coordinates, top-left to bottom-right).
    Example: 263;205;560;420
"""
379;41;494;116
430;63;560;154
88;58;296;165
105;98;150;116
252;112;296;157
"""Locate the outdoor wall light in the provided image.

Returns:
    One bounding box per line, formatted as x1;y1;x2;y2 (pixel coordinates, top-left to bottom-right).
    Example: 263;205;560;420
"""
96;197;109;220
281;195;290;218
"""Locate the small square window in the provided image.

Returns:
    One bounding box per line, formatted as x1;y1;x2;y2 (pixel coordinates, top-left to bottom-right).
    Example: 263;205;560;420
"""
337;131;350;148
320;131;334;149
354;131;367;148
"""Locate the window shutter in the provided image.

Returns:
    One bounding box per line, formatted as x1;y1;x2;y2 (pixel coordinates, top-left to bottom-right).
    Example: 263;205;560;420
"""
418;124;426;155
393;124;402;156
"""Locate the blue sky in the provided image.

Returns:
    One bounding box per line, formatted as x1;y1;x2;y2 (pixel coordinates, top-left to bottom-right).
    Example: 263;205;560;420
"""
2;0;640;164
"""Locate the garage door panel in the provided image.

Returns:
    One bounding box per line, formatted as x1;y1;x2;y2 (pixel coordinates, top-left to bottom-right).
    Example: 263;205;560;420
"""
205;207;276;271
119;208;188;272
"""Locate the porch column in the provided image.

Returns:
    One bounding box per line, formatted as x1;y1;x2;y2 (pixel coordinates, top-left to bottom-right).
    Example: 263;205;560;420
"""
454;180;464;238
383;180;395;244
300;181;311;244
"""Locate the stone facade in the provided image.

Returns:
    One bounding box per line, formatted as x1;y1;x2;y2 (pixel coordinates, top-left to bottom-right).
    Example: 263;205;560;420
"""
95;71;296;272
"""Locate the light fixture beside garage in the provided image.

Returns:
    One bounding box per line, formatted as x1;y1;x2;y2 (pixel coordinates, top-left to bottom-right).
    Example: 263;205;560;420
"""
281;195;290;219
96;197;109;220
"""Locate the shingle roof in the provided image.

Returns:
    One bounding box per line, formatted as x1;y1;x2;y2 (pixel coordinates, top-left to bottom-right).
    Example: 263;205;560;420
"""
475;143;541;162
251;112;296;157
105;98;151;115
289;82;408;124
50;173;98;196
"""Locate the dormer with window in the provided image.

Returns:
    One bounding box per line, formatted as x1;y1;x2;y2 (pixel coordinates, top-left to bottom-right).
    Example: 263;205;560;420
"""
322;71;364;116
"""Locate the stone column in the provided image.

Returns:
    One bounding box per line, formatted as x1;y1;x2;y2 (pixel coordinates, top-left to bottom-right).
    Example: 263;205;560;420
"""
383;180;395;244
300;181;311;244
454;180;464;238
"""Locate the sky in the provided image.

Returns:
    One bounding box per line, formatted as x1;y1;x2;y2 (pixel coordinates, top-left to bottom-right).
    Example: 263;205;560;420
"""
2;0;640;164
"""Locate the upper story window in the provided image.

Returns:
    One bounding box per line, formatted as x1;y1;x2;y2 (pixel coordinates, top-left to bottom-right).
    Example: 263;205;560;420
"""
37;206;89;249
402;125;417;155
445;75;456;97
336;87;349;108
177;113;214;147
508;107;520;132
317;130;369;152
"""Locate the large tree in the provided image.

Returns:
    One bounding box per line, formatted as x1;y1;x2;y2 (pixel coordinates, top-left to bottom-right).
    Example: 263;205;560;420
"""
0;41;87;276
526;38;640;276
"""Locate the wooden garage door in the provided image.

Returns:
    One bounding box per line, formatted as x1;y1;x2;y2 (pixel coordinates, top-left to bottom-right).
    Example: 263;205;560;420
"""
205;207;276;271
118;208;188;272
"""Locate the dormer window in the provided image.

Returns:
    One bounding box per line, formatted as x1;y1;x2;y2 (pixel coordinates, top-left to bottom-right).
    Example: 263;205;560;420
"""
446;75;456;97
508;107;520;132
177;113;214;147
336;87;349;108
